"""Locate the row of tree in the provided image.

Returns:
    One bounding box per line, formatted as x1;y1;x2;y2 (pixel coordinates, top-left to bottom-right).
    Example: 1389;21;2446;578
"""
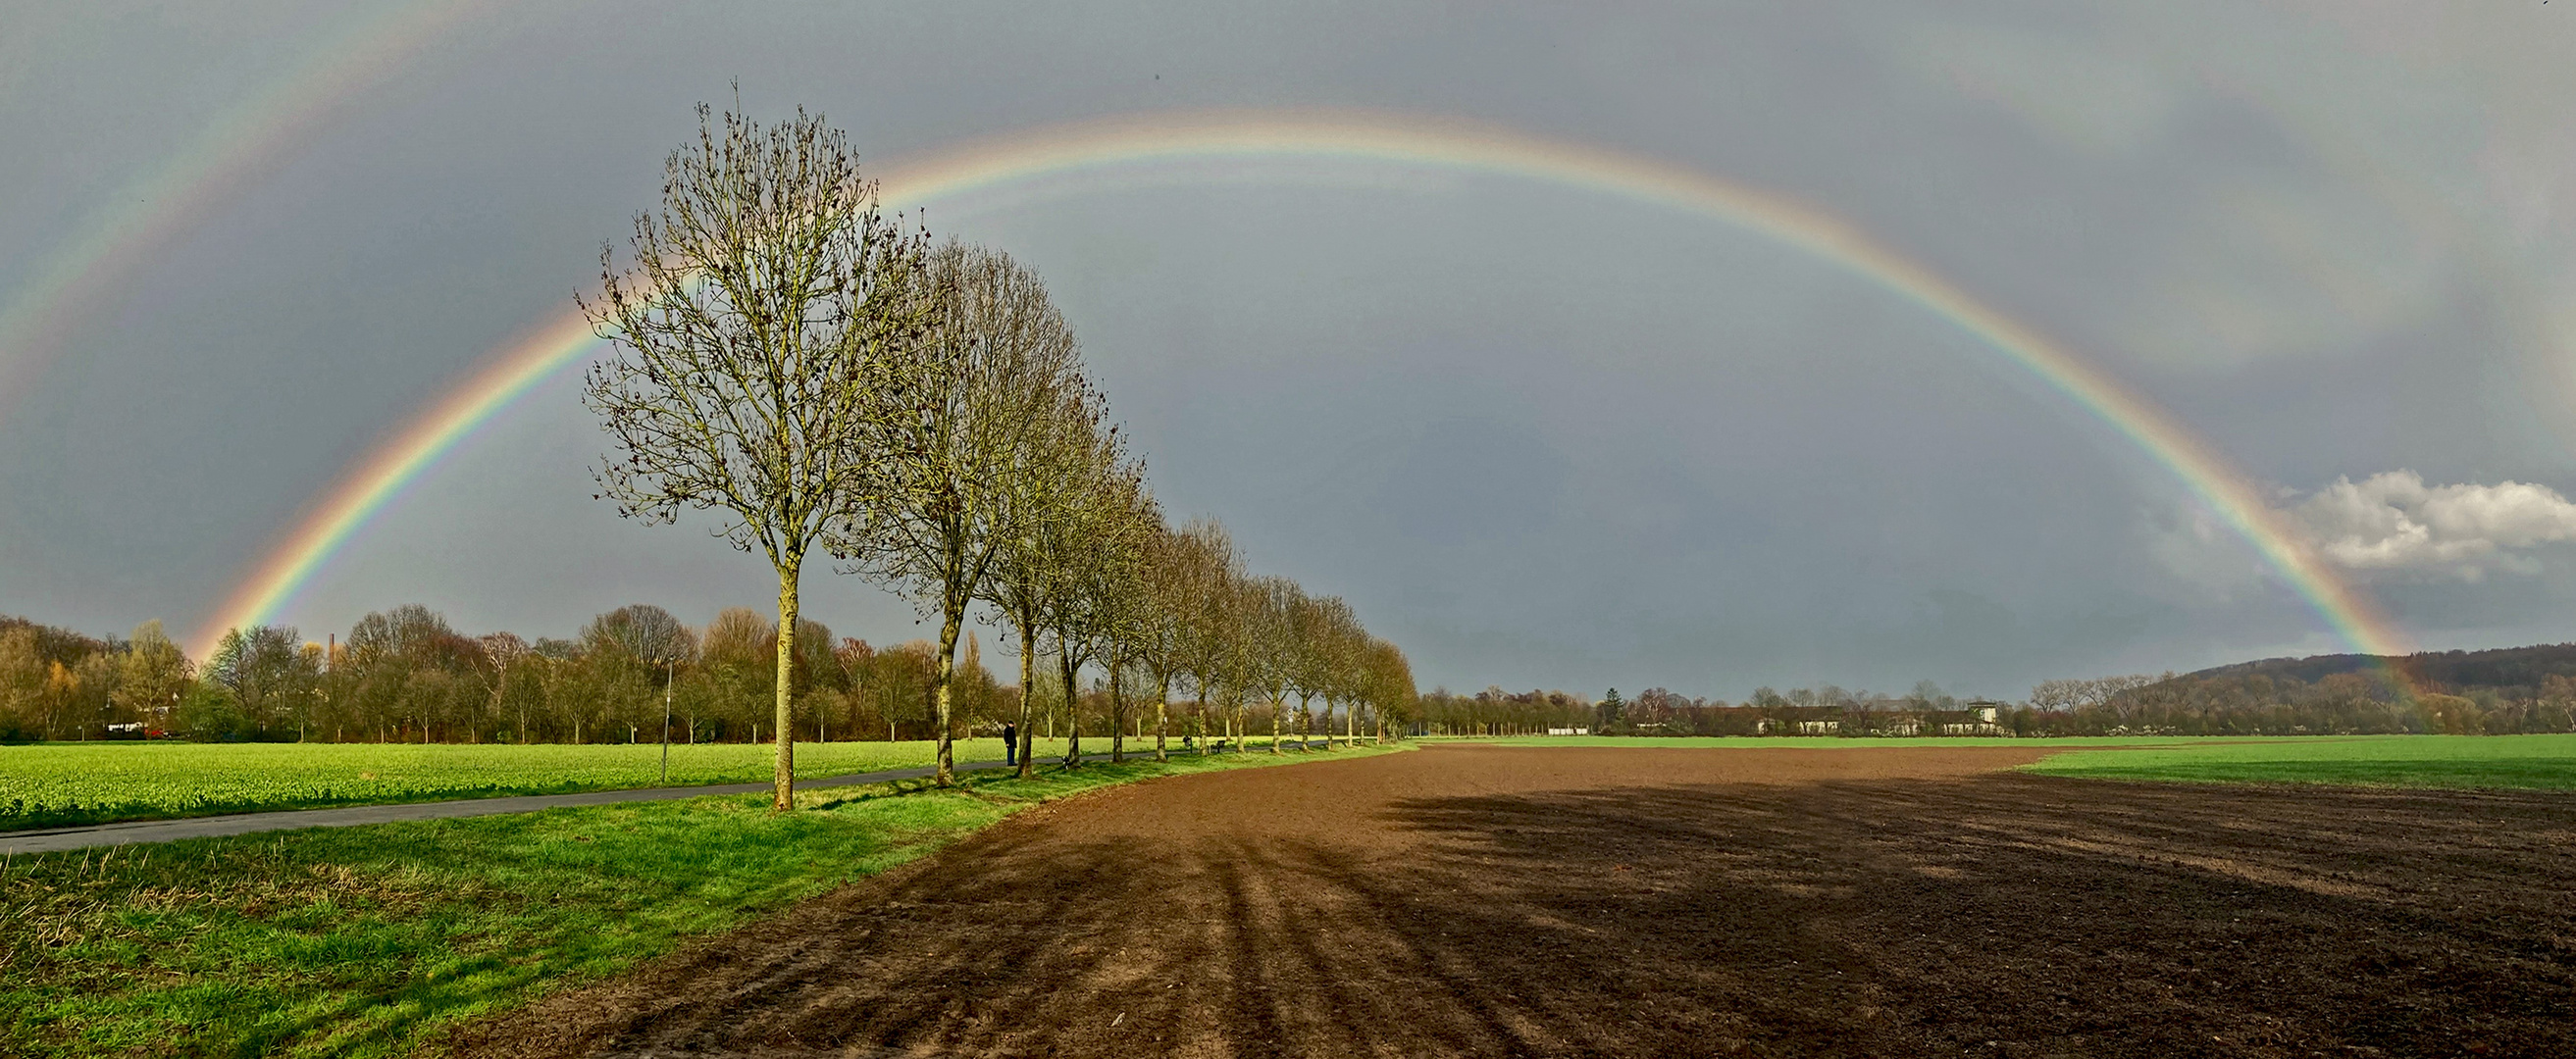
1415;681;1992;737
1413;668;2576;739
2052;670;2576;736
575;102;1416;804
0;593;1418;752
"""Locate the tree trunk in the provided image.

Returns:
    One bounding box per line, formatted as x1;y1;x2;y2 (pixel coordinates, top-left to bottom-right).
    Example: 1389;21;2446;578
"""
772;563;799;812
933;606;962;786
1059;650;1082;768
1269;694;1281;754
1016;615;1039;780
1108;656;1125;764
1155;674;1169;763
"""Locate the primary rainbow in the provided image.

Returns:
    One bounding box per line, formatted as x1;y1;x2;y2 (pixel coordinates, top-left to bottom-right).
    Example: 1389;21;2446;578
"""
189;110;2412;666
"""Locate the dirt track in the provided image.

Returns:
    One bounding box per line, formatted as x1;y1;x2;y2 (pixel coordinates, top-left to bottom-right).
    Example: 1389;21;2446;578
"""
451;745;2576;1058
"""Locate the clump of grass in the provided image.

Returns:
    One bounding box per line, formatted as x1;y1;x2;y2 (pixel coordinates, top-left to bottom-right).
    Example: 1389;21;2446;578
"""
0;743;1400;1058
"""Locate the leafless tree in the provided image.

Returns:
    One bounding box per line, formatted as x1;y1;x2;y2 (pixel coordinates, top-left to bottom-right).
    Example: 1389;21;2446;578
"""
981;385;1111;779
1170;521;1243;754
1248;577;1301;754
1084;482;1161;764
839;241;1081;784
478;631;531;742
582;101;929;810
1043;441;1148;769
1130;518;1216;762
1289;594;1350;750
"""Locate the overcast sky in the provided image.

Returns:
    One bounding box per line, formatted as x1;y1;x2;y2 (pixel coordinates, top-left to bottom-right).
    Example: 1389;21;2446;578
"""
7;1;2576;701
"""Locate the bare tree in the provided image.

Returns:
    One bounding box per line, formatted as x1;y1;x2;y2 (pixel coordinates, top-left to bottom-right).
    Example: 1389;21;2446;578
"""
1288;593;1349;751
1212;571;1261;752
1362;636;1417;741
1336;604;1370;740
982;385;1110;779
583;101;929;810
1249;577;1301;754
583;604;695;664
1169;522;1242;754
841;241;1081;784
1130;518;1215;762
1087;481;1160;764
478;631;532;742
1044;440;1147;769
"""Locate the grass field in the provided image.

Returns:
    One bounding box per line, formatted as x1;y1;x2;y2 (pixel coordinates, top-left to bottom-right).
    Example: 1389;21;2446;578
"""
1419;734;2211;748
2022;732;2576;790
0;744;1397;1059
0;737;1261;831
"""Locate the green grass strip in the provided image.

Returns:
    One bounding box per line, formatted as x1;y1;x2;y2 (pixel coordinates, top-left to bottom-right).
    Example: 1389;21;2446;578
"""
2020;732;2576;790
0;738;1176;831
1420;734;2231;748
0;744;1399;1059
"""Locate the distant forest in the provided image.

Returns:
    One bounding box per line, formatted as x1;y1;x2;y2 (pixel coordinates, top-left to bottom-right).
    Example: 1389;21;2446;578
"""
1417;642;2576;738
17;607;2575;742
0;604;1401;746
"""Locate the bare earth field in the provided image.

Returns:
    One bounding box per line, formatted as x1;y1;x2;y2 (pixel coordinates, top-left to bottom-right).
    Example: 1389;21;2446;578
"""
449;745;2576;1058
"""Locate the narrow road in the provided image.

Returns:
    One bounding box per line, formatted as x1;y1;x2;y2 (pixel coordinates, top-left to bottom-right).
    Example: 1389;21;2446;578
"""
1;747;1199;854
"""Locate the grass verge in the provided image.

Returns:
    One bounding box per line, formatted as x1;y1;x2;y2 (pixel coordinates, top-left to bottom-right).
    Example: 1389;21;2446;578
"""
2020;732;2576;790
0;743;1400;1058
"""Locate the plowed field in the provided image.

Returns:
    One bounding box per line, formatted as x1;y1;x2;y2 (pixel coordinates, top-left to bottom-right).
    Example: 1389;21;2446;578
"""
449;745;2576;1058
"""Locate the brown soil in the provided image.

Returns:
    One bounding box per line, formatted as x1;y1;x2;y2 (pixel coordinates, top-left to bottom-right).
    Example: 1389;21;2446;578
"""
447;745;2576;1058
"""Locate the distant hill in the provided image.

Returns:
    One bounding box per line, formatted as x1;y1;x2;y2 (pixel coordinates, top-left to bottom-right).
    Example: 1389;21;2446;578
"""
2189;642;2576;694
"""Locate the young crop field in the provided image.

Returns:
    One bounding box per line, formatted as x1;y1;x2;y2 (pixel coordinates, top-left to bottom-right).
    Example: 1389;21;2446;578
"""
0;738;1131;831
1425;734;2217;749
2021;731;2576;789
0;745;1393;1059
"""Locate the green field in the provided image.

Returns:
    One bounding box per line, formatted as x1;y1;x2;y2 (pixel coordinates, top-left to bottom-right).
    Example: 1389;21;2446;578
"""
2021;732;2576;790
0;744;1395;1059
1420;734;2210;748
0;737;1257;832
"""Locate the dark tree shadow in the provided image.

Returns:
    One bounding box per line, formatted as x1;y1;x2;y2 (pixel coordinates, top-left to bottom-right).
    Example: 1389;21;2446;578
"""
464;773;2576;1059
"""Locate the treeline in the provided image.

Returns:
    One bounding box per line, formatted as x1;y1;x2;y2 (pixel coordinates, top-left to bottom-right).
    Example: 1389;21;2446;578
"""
1417;682;2002;737
1414;663;2576;741
0;588;1417;748
2188;642;2576;690
1;607;914;744
2031;670;2576;736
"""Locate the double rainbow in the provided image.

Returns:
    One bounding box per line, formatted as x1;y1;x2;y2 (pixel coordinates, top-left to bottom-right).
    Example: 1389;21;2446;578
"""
187;110;2410;666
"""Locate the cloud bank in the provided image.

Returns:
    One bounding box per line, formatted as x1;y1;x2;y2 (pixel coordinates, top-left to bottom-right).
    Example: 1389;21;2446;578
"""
2282;471;2576;580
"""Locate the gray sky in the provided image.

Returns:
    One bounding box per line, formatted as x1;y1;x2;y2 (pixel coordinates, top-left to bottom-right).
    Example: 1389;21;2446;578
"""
7;0;2576;701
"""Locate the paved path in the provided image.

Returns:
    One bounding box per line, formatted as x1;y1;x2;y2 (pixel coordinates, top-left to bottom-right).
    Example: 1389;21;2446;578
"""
1;748;1211;855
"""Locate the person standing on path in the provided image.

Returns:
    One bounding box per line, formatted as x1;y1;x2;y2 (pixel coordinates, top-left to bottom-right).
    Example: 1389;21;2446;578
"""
1003;723;1018;767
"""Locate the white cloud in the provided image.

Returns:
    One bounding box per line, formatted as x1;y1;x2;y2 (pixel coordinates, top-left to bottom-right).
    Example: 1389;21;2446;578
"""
2280;471;2576;580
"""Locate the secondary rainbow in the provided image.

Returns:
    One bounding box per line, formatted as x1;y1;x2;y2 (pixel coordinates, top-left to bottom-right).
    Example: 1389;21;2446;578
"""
190;110;2413;665
0;0;482;424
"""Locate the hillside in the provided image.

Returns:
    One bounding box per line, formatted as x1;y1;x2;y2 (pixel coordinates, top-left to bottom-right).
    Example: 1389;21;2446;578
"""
2190;642;2576;695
